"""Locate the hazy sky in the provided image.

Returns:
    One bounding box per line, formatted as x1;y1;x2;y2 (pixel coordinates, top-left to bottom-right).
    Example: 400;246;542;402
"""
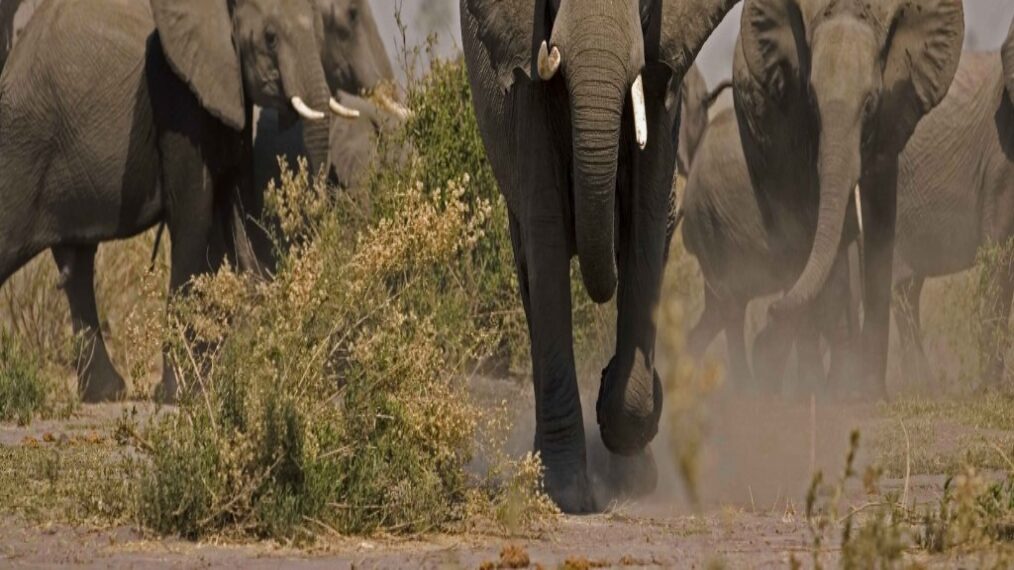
374;0;1014;87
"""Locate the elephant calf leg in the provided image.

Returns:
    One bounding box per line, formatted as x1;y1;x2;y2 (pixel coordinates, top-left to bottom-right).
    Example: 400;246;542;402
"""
52;245;126;403
894;277;933;388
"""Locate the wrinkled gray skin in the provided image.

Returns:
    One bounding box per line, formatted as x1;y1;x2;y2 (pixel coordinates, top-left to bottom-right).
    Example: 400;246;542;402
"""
461;0;738;512
886;23;1014;389
733;0;964;398
253;0;396;190
0;0;337;402
682;103;861;395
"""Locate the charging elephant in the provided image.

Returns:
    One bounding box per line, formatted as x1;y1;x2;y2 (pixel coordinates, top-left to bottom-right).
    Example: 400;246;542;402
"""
0;0;360;402
461;0;739;512
887;17;1014;388
732;0;964;398
682;101;861;396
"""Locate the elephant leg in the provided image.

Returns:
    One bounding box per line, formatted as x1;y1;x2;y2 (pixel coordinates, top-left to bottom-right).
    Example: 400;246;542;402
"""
723;299;751;390
687;286;723;359
51;244;126;403
753;316;793;397
861;166;898;400
597;82;673;461
827;245;863;397
154;138;219;404
981;252;1014;388
795;315;826;398
894;276;932;387
514;211;591;513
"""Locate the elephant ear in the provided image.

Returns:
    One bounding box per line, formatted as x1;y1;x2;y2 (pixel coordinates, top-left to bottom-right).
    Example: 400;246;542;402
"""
150;0;246;130
463;0;542;91
650;0;740;87
1003;15;1014;106
737;0;809;101
878;0;963;151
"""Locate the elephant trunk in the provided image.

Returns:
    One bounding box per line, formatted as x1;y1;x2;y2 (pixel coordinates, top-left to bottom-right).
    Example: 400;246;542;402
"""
774;103;862;315
566;40;628;304
281;35;334;177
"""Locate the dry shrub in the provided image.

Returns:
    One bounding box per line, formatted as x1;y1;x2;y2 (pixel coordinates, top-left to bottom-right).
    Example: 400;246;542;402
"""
137;161;555;540
657;193;719;505
920;238;1014;390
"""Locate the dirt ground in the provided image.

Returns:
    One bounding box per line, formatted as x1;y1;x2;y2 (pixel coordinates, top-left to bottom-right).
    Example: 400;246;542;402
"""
1;374;1001;569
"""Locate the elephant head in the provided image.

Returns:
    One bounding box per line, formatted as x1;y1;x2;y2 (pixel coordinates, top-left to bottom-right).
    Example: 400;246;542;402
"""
514;0;737;303
150;0;360;173
1004;15;1014;106
315;0;410;118
740;0;963;312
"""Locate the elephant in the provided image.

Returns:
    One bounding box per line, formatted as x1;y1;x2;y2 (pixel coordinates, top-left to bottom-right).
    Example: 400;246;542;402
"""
0;0;360;402
253;0;410;189
460;0;740;512
676;65;710;176
681;101;861;395
732;0;965;398
884;16;1014;388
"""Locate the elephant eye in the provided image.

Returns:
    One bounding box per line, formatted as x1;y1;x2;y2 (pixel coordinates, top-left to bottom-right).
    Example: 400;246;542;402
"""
347;5;359;24
863;93;878;118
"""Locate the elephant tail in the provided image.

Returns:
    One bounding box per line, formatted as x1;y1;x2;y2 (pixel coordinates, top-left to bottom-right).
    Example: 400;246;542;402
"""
705;80;732;110
149;221;165;272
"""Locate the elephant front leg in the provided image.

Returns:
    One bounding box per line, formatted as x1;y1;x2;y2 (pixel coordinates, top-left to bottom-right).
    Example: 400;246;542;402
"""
154;135;219;404
860;164;899;399
52;244;127;403
513;213;591;513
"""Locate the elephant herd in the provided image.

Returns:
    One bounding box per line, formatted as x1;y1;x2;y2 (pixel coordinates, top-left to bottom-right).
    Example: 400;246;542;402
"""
0;0;1004;514
682;5;1014;399
0;0;407;401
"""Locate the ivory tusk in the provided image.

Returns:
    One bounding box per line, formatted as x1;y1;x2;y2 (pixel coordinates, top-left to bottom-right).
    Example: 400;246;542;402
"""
329;97;361;119
376;92;413;120
291;96;325;121
537;41;561;81
854;185;864;235
632;74;648;150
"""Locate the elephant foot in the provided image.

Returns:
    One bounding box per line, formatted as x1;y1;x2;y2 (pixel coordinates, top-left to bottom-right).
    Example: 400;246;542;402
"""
541;455;595;514
154;364;179;405
76;339;126;404
596;356;662;456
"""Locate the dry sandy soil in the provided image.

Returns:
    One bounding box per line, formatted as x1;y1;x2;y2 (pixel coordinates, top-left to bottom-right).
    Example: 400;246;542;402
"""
1;375;998;569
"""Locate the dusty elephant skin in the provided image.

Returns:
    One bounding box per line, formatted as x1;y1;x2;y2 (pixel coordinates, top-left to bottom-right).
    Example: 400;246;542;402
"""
460;0;738;512
891;18;1014;389
732;0;965;398
0;0;346;403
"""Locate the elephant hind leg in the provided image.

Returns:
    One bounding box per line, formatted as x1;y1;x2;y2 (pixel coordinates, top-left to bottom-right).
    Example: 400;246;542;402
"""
52;244;127;403
722;300;752;390
980;250;1014;389
686;286;723;359
894;276;933;388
